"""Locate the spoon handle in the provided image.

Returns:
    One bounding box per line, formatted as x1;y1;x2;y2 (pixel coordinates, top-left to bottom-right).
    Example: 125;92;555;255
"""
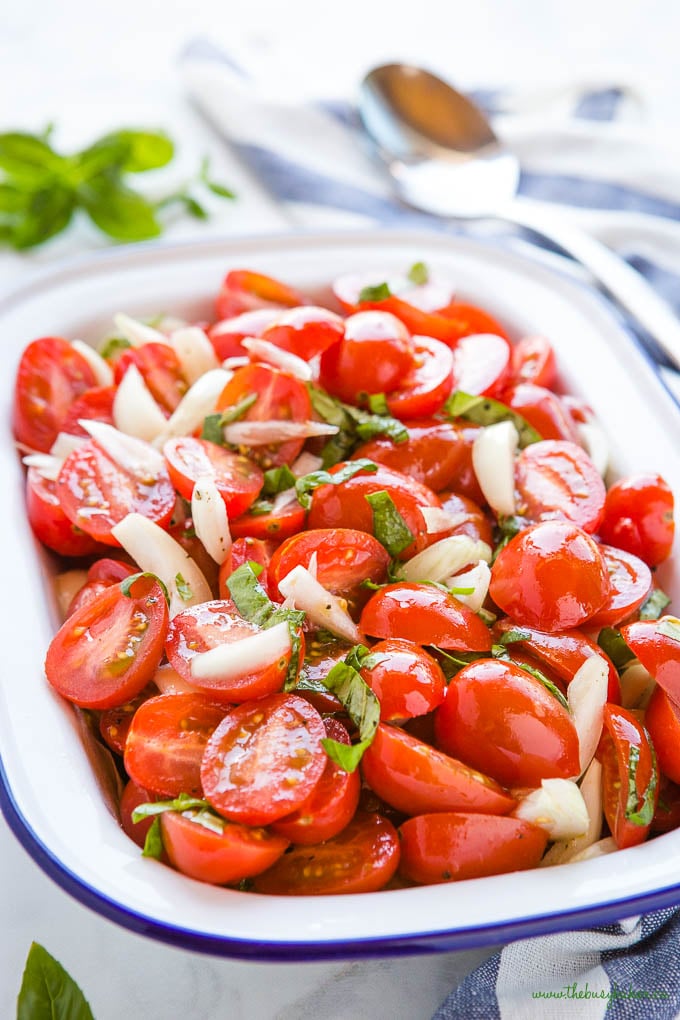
506;196;680;372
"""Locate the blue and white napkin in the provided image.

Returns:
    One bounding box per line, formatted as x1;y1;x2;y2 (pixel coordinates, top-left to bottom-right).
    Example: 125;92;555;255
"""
180;40;680;1019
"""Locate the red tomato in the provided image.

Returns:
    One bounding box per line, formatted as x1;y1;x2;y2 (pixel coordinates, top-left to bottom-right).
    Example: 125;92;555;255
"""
12;336;98;452
435;658;580;787
353;420;479;496
645;685;680;785
621;618;680;703
216;362;311;468
359;639;446;721
451;333;511;397
208;308;280;361
99;686;155;755
165;599;297;702
515;440;606;533
201;693;327;825
597;704;658;849
270;718;361;844
438;300;509;343
60;386;117;437
252;812;400;895
114;343;187;413
599;473;675;567
295;640;346;715
87;558;137;584
346;296;462;344
229;493;307;543
318;311;414;404
360;583;492;652
160;809;290;885
587;545;652;629
45;575;169;710
55;439;176;546
399;813;547;885
361;723;515;816
163;437;263;517
215;269;302;321
25;467;100;557
503;384;579;443
261;306;345;360
119;779;157;849
268;528;389;603
218;536;276;600
384;336;454;419
438;491;494;545
650;777;680;834
509;335;557;389
490;521;610;632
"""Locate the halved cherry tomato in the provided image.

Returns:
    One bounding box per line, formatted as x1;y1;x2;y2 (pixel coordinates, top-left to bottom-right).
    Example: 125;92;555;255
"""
12;336;98;452
503;384;578;443
252;812;400;895
353;420;478;496
509;335;557;388
229;493;307;543
261;306;345;360
45;575;168;710
359;639;446;721
215;269;302;321
645;685;680;785
490;521;610;632
201;693;327;825
438;491;494;545
67;558;138;617
318;311;414;405
515;440;606;533
650;776;680;834
621;617;680;703
25;467;100;557
114;343;187;413
360;583;492;652
597;703;658;849
599;473;675;567
55;439;176;545
119;779;157;849
208;308;281;361
588;545;652;629
160;809;290;885
384;336;453;419
361;723;515;816
163;437;263;517
124;693;227;797
268;528;389;604
99;685;155;755
451;333;511;397
398;813;547;885
435;658;580;787
270;718;361;844
60;386;117;437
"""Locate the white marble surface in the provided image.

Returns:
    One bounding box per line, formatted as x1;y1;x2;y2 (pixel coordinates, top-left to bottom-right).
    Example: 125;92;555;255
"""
2;2;680;1015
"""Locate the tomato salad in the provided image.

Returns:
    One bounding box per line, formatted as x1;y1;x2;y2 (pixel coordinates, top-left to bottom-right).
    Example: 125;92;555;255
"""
14;261;678;895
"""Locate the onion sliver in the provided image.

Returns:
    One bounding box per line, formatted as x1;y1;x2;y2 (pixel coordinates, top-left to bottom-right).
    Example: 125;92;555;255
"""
79;419;166;481
151;368;232;447
113;364;167;442
400;535;492;585
191;620;291;683
71;340;114;386
513;778;589;841
22;453;62;481
192;476;232;565
445;560;491;613
54;569;88;619
242;337;313;381
113;313;169;347
153;662;202;696
568;655;608;775
50;433;85;458
541;759;603;866
472;420;518;517
620;663;655;710
223;420;339;446
169;326;219;385
568;837;617;863
577;422;608;477
420;506;467;535
277;565;361;644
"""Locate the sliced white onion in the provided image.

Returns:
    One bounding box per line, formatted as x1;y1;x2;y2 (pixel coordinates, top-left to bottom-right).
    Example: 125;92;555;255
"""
151;368;232;447
541;759;603;866
307;551;319;580
23;453;63;481
113;313;169;347
620;662;655;710
169;326;219;385
291;451;323;477
71;339;114;386
192;475;232;565
53;569;88;619
111;512;213;617
568;655;608;776
79;419;166;481
211;308;280;339
50;433;85;458
191;621;292;683
270;488;298;515
153;662;202;696
513;778;589;841
222;356;250;371
445;560;491;613
242;337;313;381
472;420;518;517
113;364;167;442
568;837;617;863
223;420;339;446
400;535;492;585
420;506;468;535
577;422;609;477
277;565;361;644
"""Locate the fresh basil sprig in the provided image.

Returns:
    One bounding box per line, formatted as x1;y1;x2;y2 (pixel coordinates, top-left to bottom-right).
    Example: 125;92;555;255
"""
17;942;94;1020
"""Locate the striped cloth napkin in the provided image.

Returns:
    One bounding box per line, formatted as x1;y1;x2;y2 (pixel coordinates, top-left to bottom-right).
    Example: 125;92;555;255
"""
180;40;680;1019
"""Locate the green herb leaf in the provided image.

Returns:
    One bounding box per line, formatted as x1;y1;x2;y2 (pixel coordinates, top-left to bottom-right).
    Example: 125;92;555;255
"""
449;586;475;596
200;155;237;199
358;281;391;302
507;656;570;712
407;260;429;285
658;617;680;642
352;411;408;444
17;942;94;1020
597;627;635;670
498;627;532;645
625;742;658;826
201;393;258;444
639;588;671;621
1;186;75;249
219;392;258;425
365;490;414;557
120;571;170;607
320;658;381;769
0;131;65;184
157;191;209;220
201;412;226;445
306;383;408;467
175;572;193;602
321;736;372;772
262;464;297;496
248;499;274;516
432;646;486;679
79;176;162;241
98;129;174;172
445;390;541;448
295;458;377;510
132;793;210;822
99;336;131;359
367;392;389;415
491;515;525;563
141;816;165;859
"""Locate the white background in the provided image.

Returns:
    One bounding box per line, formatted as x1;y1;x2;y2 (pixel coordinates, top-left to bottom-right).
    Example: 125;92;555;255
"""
2;2;680;1017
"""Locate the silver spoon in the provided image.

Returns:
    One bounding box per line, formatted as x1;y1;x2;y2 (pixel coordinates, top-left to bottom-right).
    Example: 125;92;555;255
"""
360;63;680;371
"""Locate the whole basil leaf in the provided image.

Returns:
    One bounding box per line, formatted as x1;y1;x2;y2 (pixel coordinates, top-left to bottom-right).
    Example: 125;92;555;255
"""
79;176;161;241
17;942;94;1020
0;132;65;184
8;187;75;249
99;129;174;172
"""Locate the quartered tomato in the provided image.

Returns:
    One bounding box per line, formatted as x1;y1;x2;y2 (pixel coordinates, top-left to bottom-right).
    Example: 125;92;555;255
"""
597;703;658;849
587;545;652;629
509;335;557;389
45;575;168;710
261;306;345;360
384;336;454;419
503;384;579;443
25;467;100;557
267;528;389;603
318;311;414;404
60;386;117;437
215;269;303;321
360;583;492;652
599;473;675;567
645;685;680;786
451;333;511;397
114;343;187;413
515;440;605;532
621;617;680;703
163;437;263;517
359;639;446;721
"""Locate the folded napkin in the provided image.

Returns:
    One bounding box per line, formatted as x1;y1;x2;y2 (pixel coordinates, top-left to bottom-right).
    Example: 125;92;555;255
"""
180;41;680;1019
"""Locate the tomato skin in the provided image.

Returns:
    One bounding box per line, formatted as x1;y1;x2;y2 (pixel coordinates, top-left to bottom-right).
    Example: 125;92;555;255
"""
490;521;610;632
435;658;580;787
318;311;414;404
60;385;117;437
384;336;454;419
215;269;302;321
114;343;187;413
361;583;492;652
99;685;154;755
208;308;281;361
201;694;327;826
621;618;680;703
598;473;675;567
361;724;515;817
509;335;557;389
163;437;264;517
598;704;658;849
351;295;462;344
398;813;548;885
45;576;169;710
270;718;361;845
252;812;400;895
587;545;652;630
645;685;680;785
261;306;345;360
651;777;680;834
25;468;100;557
124;693;227;798
119;779;157;849
160;810;290;886
515;440;606;533
229;495;307;543
353;420;473;495
359;639;446;721
12;336;98;452
451;333;511;397
268;528;389;602
504;384;579;443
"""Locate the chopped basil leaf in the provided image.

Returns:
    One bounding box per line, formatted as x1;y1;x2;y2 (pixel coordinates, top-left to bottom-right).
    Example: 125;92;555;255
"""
175;572;193;601
498;628;532;645
268;606;306;691
320;658;381;770
407;260;429;285
658;617;680;643
307;383;408;467
639;588;671;621
322;736;372;772
432;646;486;679
248;498;274;516
449;586;474;596
201;412;226;445
505;655;570;712
367;392;389;415
625;742;658;827
142;816;164;859
597;627;635;670
99;335;131;359
343;643;387;672
358;281;391;302
295;458;377;510
182;807;226;834
219;392;258;424
132;793;209;822
353;412;408;444
120;571;170;607
17;942;95;1020
262;463;297;496
365;490;414;557
445;390;541;448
